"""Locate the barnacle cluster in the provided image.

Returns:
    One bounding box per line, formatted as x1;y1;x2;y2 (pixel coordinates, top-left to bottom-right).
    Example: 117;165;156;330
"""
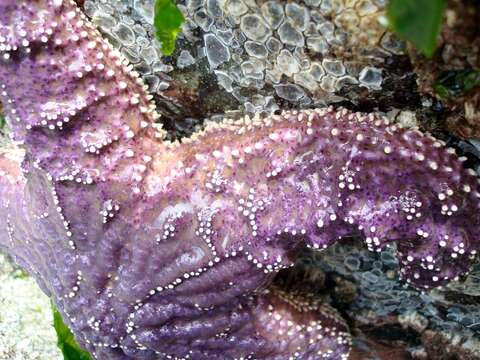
83;0;404;137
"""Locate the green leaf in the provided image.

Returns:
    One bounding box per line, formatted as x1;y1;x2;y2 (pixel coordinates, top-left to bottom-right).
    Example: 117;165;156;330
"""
12;268;29;279
387;0;447;58
433;69;480;98
52;304;92;360
154;0;185;56
0;113;5;131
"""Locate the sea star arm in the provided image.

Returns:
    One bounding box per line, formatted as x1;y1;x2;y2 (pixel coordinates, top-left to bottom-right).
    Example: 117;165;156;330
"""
0;1;349;359
0;148;34;275
0;0;164;179
0;1;479;360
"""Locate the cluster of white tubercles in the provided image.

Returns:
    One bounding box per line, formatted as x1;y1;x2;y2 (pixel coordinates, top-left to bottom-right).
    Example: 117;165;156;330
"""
87;316;101;332
237;188;267;238
38;105;80;131
450;241;468;259
83;134;118;155
215;328;231;339
365;225;382;252
0;34;17;60
100;199;120;224
397;192;423;221
265;158;282;179
316;212;337;229
56;167;94;185
33;161;74;246
266;164;283;179
436;187;461;217
195;207;218;256
205;169;227;193
156;217;176;243
246;249;291;274
264;300;349;359
34;211;49;220
65;270;83;298
338;167;360;191
418;253;438;271
5;216;15;246
0;5;56;60
276;227;308;238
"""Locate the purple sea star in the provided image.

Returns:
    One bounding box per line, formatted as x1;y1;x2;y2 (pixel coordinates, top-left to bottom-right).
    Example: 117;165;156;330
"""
0;1;479;359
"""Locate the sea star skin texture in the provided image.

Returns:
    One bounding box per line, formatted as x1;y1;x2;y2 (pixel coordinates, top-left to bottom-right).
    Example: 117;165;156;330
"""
0;1;479;359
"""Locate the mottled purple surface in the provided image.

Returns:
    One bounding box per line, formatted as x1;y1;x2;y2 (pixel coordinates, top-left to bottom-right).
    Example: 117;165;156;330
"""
0;1;479;359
